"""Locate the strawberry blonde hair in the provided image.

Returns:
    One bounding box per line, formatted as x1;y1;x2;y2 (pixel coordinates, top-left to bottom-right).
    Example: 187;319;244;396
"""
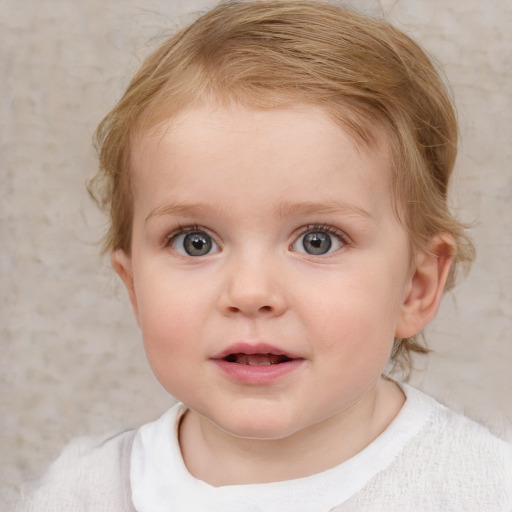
90;0;474;371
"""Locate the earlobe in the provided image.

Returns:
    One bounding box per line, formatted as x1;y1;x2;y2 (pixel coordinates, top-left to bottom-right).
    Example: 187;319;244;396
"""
395;235;455;339
111;249;139;321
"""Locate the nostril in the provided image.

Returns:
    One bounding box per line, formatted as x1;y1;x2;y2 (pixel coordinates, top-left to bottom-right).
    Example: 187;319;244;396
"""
226;305;273;314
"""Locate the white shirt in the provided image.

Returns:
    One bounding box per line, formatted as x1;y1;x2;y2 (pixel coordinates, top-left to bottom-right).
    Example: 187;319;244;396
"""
130;385;512;511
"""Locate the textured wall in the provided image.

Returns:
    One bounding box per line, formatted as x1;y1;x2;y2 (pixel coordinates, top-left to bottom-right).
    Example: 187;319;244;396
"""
2;0;511;496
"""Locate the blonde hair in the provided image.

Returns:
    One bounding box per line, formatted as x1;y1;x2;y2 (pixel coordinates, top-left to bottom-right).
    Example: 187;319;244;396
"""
91;0;475;371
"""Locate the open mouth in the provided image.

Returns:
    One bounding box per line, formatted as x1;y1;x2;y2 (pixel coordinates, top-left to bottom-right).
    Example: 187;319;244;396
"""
213;344;302;383
223;353;293;366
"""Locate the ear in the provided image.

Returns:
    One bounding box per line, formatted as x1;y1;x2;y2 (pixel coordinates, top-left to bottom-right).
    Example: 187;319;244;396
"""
395;235;455;339
111;249;139;322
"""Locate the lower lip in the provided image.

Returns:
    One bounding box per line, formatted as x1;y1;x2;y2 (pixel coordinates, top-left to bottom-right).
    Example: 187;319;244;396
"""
212;359;303;385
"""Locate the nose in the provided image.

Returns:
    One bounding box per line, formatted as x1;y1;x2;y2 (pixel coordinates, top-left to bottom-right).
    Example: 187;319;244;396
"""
217;253;287;318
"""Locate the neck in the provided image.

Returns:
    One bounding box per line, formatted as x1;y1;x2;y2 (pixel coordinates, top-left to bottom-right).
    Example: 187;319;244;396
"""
179;378;404;486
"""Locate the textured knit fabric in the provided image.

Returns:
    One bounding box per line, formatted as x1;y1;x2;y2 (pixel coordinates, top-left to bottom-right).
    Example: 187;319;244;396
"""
15;430;137;512
14;386;512;512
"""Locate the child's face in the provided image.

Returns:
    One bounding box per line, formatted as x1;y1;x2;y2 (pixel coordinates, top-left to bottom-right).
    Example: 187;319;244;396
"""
115;103;419;441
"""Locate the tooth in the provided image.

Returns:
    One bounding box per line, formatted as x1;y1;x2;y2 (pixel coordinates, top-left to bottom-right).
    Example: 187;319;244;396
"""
240;354;272;365
227;353;291;365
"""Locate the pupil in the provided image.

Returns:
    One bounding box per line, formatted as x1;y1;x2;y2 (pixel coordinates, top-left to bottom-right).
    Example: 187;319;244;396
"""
184;232;212;256
303;232;331;255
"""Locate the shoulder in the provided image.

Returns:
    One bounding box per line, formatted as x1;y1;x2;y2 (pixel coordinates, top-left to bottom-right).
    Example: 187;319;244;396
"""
387;386;512;509
404;385;512;470
407;386;512;467
15;429;136;512
344;386;512;511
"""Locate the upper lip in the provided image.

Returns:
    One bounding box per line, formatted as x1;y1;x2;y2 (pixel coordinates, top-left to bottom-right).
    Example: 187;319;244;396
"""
211;342;302;360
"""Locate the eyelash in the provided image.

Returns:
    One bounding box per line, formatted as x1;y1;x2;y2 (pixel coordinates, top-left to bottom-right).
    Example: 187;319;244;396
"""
295;224;349;244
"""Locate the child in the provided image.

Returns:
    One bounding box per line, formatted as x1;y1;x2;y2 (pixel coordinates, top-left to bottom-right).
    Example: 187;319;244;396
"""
18;1;512;510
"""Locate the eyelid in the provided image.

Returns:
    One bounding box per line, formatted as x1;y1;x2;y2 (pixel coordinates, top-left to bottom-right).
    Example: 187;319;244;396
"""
299;223;347;236
295;224;349;241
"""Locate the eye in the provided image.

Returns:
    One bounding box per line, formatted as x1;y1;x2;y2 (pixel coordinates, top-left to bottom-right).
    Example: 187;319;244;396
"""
292;227;345;255
171;230;219;257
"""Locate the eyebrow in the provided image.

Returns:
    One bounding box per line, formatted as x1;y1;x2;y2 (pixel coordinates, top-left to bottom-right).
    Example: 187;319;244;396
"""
145;203;221;223
146;200;373;223
277;201;374;221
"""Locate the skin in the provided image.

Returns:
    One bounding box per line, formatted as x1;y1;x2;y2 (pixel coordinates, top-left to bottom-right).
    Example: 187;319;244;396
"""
113;103;453;485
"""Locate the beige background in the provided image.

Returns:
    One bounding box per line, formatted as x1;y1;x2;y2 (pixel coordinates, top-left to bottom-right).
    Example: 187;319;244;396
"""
1;0;511;497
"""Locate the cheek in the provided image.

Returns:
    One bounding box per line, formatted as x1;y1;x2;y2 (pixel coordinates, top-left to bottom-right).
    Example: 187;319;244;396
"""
300;271;402;353
138;292;201;396
135;269;217;354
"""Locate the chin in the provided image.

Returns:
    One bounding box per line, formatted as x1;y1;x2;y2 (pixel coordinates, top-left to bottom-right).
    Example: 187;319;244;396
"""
213;410;302;441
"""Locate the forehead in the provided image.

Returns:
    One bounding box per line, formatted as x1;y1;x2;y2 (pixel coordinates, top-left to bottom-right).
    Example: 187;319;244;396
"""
133;101;391;166
129;103;395;219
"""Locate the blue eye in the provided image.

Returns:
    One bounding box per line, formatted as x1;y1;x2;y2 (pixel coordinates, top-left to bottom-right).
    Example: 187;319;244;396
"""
171;231;219;256
292;228;344;255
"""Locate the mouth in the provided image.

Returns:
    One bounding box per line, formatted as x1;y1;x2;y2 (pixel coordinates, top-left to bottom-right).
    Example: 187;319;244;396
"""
212;343;305;386
211;342;303;383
